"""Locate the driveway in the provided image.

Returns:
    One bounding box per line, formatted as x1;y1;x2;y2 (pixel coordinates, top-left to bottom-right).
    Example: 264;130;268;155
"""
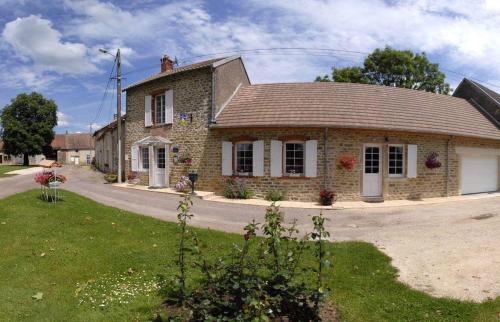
0;166;498;302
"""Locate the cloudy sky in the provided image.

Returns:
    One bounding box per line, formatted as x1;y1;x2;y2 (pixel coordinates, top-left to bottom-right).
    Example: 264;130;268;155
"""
0;0;499;133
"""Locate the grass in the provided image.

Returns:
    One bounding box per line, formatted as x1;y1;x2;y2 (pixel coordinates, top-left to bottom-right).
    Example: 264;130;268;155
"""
0;190;498;322
0;165;31;177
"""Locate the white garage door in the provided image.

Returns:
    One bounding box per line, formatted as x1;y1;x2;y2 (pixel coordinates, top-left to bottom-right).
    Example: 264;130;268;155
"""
461;156;498;194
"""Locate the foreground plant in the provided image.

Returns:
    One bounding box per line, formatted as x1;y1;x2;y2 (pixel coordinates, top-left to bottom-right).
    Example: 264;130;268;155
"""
161;199;332;321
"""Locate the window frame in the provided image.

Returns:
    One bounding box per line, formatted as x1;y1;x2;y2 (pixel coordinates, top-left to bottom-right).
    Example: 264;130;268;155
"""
388;144;405;178
283;141;305;177
157;147;166;169
154;93;166;125
233;141;253;176
140;147;150;171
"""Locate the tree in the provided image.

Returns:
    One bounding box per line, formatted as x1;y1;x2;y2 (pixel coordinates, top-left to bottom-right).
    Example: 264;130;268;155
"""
316;46;450;94
1;92;58;165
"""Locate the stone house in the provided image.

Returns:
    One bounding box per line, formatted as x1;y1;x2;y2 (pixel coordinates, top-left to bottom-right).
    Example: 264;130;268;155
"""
51;133;95;165
121;55;500;201
0;140;45;165
93;117;125;173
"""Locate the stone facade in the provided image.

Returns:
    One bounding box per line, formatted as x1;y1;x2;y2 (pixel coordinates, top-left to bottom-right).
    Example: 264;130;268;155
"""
124;57;500;202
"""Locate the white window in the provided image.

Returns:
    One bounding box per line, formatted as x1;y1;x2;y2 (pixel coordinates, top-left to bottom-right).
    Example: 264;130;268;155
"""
141;147;149;170
155;94;165;124
86;154;91;165
284;142;304;176
388;145;404;177
235;142;253;174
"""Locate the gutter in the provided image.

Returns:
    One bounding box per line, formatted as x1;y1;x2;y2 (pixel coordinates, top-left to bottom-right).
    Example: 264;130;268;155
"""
323;128;328;190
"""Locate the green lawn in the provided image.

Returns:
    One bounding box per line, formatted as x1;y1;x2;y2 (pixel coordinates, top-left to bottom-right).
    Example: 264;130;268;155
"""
0;190;498;322
0;165;30;177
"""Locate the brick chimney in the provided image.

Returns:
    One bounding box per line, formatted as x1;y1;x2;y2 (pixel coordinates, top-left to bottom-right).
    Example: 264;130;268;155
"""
160;55;173;73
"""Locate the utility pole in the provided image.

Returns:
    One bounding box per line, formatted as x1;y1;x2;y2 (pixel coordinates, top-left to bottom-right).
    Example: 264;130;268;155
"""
116;49;122;183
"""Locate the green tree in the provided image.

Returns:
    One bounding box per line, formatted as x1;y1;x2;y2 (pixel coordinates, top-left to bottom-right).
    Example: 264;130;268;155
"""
1;92;58;165
316;46;450;94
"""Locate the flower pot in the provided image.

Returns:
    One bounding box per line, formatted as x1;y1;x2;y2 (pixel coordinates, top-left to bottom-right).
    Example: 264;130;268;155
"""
320;198;333;206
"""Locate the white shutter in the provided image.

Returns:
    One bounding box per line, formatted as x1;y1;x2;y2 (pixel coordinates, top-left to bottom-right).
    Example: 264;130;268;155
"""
252;140;264;176
305;140;318;177
222;141;233;176
131;145;139;171
270;140;283;177
407;144;417;178
165;90;173;124
144;95;152;127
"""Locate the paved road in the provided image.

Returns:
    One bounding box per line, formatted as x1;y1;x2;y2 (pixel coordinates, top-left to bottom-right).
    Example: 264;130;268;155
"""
0;166;499;302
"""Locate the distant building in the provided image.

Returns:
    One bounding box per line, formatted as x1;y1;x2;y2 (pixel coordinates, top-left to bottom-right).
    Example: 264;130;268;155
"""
0;140;45;165
51;133;95;165
93;117;125;173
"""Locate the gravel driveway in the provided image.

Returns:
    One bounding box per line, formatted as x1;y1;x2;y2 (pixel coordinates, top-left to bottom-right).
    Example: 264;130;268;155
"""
1;166;498;302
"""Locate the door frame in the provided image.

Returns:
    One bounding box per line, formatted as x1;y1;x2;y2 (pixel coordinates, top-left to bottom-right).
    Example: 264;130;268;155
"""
148;144;170;188
362;143;383;197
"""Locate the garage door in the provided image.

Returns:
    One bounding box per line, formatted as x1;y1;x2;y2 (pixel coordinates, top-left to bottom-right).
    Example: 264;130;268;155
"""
460;156;498;194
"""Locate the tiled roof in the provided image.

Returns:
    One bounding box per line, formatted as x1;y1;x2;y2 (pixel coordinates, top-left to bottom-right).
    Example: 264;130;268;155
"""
469;80;500;105
123;57;229;91
215;82;500;140
52;133;94;150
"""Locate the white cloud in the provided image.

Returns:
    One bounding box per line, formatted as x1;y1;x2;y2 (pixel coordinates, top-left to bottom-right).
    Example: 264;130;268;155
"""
57;111;70;126
2;15;98;75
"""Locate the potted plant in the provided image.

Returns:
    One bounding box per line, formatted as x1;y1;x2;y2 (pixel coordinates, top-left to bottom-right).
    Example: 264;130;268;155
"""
425;152;442;169
319;190;335;206
35;171;67;187
287;169;300;177
339;154;357;171
104;173;118;183
174;175;192;192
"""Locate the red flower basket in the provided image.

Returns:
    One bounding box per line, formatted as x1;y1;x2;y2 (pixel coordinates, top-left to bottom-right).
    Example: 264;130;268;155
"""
339;155;357;171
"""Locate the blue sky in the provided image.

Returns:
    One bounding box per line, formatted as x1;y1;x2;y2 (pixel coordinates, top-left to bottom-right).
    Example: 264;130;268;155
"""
0;0;499;133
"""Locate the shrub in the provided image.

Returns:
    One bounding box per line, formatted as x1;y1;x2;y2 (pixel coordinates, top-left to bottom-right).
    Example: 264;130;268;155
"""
160;199;332;320
319;190;335;206
223;177;254;199
265;189;285;201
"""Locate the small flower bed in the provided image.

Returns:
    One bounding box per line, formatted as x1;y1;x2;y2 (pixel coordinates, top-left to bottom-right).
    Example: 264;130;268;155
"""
425;152;442;169
34;171;67;186
175;176;192;192
223;177;254;199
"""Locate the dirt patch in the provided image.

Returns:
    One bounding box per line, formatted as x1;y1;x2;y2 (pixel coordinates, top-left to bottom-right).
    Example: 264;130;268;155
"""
471;213;496;220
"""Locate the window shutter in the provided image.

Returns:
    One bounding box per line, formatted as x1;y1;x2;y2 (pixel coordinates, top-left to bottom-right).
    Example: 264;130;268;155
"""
222;141;233;176
252;140;264;176
305;140;318;177
270;140;282;177
144;95;152;127
131;145;138;171
165;89;173;124
407;144;417;178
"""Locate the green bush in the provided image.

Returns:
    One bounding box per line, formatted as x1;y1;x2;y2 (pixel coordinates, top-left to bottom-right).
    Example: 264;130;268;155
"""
223;177;254;199
160;197;331;321
265;189;285;201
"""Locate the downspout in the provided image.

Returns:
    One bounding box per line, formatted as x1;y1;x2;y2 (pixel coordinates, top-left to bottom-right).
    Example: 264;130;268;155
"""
210;66;216;124
323;128;328;190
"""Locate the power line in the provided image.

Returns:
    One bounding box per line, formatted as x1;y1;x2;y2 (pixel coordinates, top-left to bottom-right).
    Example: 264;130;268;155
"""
91;59;116;125
121;47;500;89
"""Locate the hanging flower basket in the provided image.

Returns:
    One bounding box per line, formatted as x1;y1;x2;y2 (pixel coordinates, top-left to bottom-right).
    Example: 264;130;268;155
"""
425;152;442;169
339;154;357;171
34;171;67;186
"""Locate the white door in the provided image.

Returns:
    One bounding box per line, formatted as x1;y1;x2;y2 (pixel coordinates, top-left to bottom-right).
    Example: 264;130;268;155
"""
461;155;498;194
363;144;382;197
74;157;79;165
154;147;166;187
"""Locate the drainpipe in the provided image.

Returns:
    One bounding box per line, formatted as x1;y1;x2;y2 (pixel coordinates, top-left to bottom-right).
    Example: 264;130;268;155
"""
323;128;328;190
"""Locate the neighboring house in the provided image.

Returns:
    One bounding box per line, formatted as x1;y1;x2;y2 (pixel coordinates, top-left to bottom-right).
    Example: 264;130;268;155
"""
122;55;500;201
453;78;500;127
0;140;45;165
51;133;95;165
93;116;125;173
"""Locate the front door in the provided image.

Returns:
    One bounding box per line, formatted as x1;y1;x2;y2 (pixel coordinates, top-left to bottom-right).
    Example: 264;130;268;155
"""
154;147;166;187
362;144;382;197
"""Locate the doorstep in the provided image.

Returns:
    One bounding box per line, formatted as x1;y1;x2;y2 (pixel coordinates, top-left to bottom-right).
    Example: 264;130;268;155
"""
111;183;500;210
112;183;215;199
